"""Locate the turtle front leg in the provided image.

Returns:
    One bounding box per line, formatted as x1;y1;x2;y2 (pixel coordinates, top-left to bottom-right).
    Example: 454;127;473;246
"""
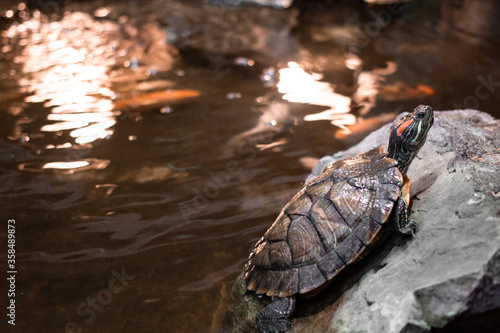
256;296;295;333
392;196;418;236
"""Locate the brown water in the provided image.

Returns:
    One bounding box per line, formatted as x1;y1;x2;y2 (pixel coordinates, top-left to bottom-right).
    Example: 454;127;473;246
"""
0;0;499;332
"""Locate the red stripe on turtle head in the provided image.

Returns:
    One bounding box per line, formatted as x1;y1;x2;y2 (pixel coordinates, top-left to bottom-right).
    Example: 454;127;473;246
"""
396;118;413;137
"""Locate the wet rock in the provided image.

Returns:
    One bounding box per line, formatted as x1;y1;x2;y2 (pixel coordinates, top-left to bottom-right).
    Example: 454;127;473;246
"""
152;0;300;63
70;0;299;65
227;109;500;332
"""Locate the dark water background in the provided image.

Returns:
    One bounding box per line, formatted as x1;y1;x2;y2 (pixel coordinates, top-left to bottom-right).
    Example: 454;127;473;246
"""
0;0;499;332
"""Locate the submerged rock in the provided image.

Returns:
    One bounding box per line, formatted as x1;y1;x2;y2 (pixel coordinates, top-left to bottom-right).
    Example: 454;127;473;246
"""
226;110;500;332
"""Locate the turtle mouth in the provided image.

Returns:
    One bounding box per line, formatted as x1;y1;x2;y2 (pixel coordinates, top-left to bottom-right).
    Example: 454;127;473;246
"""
424;113;434;135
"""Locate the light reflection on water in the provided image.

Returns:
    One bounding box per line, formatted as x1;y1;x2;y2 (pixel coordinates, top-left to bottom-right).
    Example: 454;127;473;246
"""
278;61;354;130
43;160;90;169
2;11;119;181
13;12;120;146
3;9;194;174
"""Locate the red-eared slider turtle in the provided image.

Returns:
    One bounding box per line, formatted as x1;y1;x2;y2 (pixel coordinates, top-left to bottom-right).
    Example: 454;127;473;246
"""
243;105;434;332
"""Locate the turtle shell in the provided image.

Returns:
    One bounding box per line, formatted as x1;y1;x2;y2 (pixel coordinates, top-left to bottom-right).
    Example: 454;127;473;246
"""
243;146;404;297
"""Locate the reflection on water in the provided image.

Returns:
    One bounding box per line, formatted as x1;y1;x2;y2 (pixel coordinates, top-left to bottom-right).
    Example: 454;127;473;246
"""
2;7;194;174
18;158;110;173
0;0;499;332
12;12;119;147
278;61;354;130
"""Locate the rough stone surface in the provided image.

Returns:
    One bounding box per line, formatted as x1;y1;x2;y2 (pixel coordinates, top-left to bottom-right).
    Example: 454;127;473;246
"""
226;110;500;333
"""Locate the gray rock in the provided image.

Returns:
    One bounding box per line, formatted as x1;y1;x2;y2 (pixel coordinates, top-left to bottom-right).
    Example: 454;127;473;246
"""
227;110;500;333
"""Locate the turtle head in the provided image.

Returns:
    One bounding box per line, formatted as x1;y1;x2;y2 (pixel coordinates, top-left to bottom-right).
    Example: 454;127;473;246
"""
388;105;434;175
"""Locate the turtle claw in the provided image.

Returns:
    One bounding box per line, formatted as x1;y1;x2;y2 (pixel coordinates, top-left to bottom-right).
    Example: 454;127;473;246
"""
399;219;419;237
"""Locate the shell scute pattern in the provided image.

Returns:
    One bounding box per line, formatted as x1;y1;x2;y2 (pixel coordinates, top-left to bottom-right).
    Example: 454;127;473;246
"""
371;199;396;224
330;180;376;230
269;241;293;268
298;264;327;294
287;215;326;265
285;192;312;216
264;212;292;241
334;232;366;264
250;239;270;268
244;147;404;296
354;217;385;246
378;167;403;185
316;249;346;280
331;160;371;184
310;198;351;250
306;177;333;197
377;183;402;202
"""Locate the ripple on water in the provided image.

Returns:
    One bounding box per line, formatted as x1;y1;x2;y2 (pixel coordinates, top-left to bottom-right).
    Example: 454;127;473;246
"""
1;1;499;333
18;158;110;173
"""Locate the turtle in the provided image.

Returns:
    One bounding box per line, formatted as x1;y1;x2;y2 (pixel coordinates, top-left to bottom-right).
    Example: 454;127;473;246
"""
243;105;434;333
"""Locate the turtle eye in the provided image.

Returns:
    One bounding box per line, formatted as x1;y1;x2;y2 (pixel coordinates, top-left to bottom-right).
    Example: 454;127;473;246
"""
416;111;426;119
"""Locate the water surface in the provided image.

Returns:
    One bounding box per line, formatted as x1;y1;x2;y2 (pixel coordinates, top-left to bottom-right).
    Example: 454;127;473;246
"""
0;0;499;332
